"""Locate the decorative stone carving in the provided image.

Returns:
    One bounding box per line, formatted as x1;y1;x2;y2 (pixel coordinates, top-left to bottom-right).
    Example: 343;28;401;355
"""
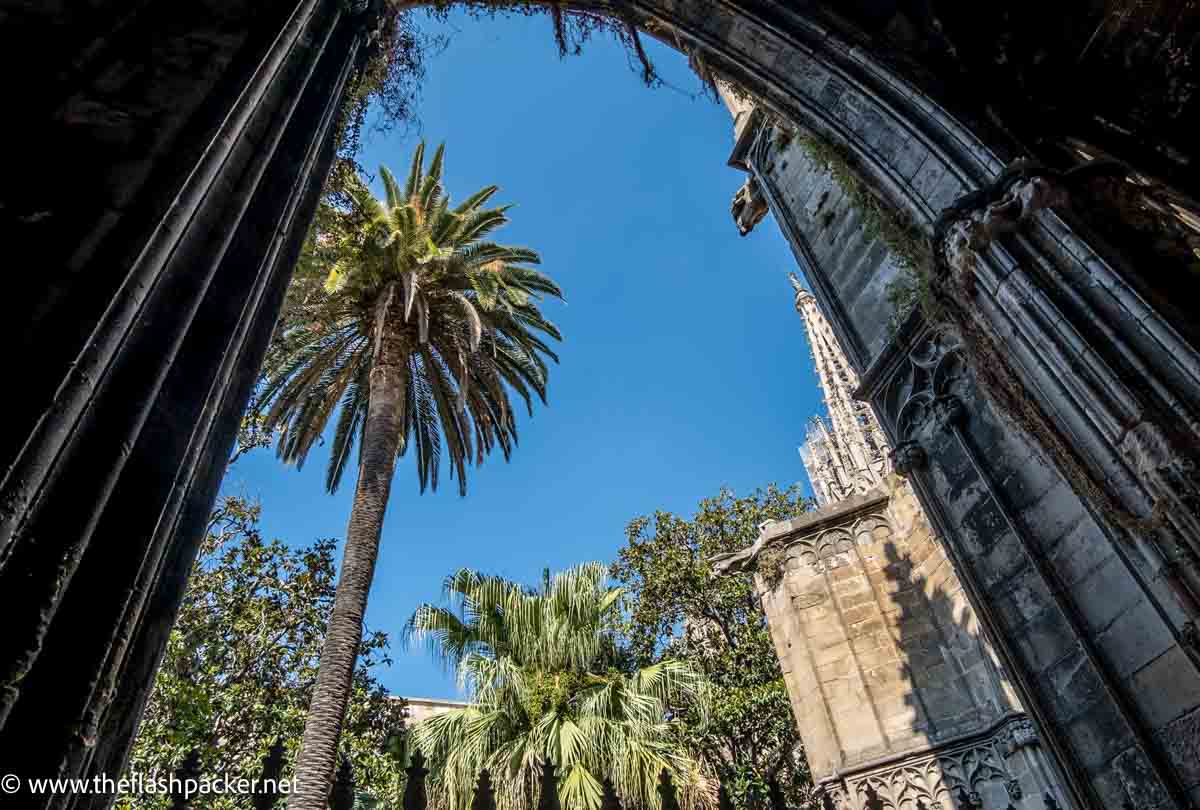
713;508;895;578
1119;421;1200;527
890;441;928;476
710;543;758;576
997;719;1037;756
731;174;769;236
888;330;967;447
795;286;892;505
932;159;1139;278
1120;421;1184;485
940;174;1068;275
818;783;854;810
930;395;966;432
814;718;1054;810
954;786;981;809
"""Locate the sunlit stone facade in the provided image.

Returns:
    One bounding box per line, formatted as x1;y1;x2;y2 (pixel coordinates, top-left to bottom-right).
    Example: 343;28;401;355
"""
713;94;1073;810
794;277;892;506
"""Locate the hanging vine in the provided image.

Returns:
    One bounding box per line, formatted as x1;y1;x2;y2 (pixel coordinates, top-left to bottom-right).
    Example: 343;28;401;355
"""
789;133;938;331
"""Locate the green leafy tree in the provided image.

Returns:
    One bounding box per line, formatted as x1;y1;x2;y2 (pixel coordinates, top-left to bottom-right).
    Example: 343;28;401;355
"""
259;143;565;810
406;563;713;810
119;495;407;810
611;486;815;810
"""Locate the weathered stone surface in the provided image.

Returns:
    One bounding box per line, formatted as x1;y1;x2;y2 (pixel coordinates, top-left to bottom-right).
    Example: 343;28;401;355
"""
716;270;1061;806
8;0;1200;806
1156;708;1200;790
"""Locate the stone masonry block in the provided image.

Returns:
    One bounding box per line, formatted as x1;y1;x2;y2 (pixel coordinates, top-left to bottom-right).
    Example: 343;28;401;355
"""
847;618;885;639
924;176;968;218
991;570;1055;631
829;563;860;582
1048;517;1117;589
812;640;852;668
838;590;876;610
1110;745;1174;807
853;644;899;670
817;656;853;682
1129;646;1200;731
1012;608;1080;672
1072;556;1143;634
961;496;1008;553
1156;706;1200;789
995;451;1060;512
977;532;1028;590
1041;652;1107;727
892;139;929;183
1090;764;1136;810
867;569;907;596
840;604;875;626
778;49;831;98
897;619;939;647
909;159;954;213
1096;599;1175;680
920;684;973;718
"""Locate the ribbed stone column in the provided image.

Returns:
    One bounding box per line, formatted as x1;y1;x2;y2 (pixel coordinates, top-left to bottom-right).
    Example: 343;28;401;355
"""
0;1;381;806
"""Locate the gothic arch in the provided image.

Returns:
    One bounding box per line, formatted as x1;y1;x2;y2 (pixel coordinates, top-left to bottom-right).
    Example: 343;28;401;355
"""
2;1;1200;808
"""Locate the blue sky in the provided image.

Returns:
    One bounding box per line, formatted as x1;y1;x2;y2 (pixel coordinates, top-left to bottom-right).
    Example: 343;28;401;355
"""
226;9;822;699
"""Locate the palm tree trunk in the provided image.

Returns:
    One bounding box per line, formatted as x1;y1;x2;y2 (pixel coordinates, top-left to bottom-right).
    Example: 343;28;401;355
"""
288;320;407;810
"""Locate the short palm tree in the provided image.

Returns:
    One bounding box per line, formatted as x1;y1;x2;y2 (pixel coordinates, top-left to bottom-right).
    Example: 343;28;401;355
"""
406;563;714;810
260;144;565;810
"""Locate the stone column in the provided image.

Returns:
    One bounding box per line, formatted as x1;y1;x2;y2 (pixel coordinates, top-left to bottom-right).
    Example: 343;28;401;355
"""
715;477;1071;810
0;1;382;805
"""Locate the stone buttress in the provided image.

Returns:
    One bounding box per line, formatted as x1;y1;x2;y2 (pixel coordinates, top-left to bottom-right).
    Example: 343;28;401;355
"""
714;273;1072;810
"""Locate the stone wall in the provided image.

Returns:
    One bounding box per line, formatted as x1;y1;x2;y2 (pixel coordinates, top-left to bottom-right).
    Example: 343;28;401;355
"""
718;477;1066;810
706;9;1200;803
869;328;1200;810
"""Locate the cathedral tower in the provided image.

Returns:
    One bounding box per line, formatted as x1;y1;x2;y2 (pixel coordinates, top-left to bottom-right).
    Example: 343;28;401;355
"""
793;275;891;506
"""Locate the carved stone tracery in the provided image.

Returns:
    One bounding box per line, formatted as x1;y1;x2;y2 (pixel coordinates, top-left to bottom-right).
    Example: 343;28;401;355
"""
817;719;1041;810
886;330;968;459
795;284;893;506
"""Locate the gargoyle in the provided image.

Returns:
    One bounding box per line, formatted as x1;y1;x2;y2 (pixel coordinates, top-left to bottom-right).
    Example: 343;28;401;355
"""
710;541;761;575
731;175;769;236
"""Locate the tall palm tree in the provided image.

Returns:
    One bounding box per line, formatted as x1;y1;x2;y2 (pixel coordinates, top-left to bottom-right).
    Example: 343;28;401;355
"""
406;563;714;810
260;143;565;810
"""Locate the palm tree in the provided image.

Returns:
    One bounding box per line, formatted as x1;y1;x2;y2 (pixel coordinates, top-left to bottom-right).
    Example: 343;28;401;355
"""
260;143;565;810
406;563;714;810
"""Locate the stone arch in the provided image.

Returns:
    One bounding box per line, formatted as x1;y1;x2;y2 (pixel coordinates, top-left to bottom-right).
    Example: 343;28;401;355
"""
2;1;1200;808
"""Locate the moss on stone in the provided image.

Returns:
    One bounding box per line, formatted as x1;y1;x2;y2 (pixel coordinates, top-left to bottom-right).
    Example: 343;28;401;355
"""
791;133;939;331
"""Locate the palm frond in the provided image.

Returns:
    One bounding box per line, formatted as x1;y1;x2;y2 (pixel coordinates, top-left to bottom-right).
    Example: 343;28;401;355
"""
405;142;427;199
407;563;714;810
262;146;565;499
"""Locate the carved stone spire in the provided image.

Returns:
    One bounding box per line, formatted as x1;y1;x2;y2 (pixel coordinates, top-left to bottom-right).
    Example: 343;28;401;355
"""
793;281;891;505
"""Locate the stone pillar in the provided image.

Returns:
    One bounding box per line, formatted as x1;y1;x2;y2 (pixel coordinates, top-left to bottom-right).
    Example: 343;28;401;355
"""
713;58;1200;806
716;479;1070;810
0;1;381;805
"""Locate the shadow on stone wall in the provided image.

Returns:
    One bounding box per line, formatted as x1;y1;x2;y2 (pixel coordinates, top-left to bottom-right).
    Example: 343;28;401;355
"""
825;524;1062;810
754;482;1066;810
